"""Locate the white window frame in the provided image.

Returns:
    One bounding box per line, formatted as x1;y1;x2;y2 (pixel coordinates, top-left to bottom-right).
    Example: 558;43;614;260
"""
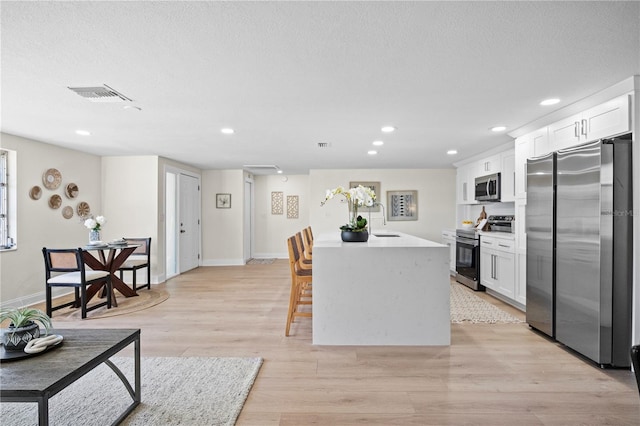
0;149;17;250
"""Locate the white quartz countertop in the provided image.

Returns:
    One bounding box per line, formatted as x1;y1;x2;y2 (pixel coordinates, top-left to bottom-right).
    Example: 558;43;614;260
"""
478;231;515;240
314;231;446;248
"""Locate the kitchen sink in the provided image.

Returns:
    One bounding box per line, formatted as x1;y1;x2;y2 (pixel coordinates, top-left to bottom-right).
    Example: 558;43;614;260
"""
373;234;400;237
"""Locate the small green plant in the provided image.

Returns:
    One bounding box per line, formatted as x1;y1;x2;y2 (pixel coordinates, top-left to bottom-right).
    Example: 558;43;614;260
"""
0;306;52;334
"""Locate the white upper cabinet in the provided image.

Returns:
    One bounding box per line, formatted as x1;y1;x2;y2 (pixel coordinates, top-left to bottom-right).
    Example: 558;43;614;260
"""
514;127;546;200
478;154;501;175
548;94;630;151
456;148;515;205
500;149;515;202
456;163;477;205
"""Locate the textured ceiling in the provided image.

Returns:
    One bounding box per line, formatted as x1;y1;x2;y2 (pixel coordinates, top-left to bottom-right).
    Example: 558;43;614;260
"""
1;1;639;174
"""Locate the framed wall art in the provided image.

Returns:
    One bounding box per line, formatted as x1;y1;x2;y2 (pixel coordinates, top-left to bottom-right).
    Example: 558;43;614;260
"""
216;193;231;209
271;191;283;215
387;190;418;221
349;181;381;212
287;195;299;219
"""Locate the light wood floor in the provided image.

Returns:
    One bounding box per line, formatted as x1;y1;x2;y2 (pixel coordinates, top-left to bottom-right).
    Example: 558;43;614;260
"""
41;260;640;425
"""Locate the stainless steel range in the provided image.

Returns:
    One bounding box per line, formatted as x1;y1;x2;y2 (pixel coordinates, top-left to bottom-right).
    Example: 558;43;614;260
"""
455;215;514;291
455;228;482;291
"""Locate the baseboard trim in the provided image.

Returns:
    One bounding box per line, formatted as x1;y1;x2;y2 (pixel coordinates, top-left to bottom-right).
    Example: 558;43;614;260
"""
201;259;246;266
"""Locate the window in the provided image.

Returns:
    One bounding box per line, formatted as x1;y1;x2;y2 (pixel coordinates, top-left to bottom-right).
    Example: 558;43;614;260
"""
0;149;16;250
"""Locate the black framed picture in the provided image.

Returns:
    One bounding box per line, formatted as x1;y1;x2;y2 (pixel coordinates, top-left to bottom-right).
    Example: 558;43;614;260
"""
216;193;231;208
387;190;417;221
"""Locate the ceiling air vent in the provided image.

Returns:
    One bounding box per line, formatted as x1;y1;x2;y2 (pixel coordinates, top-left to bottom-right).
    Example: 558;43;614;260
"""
317;142;332;148
243;165;279;170
68;84;132;103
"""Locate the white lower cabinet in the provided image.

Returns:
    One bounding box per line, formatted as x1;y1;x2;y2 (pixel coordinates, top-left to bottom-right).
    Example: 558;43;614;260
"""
480;235;516;300
515;252;527;306
441;230;457;275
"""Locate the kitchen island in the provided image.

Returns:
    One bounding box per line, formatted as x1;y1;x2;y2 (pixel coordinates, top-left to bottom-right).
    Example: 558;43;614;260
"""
312;231;450;346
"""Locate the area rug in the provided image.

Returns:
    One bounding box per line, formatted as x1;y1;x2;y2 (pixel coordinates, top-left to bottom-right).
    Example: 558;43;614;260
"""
0;356;263;426
247;258;275;265
450;283;524;324
56;288;169;320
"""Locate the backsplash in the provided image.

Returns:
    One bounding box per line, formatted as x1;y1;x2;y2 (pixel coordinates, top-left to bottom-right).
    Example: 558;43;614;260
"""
456;202;515;226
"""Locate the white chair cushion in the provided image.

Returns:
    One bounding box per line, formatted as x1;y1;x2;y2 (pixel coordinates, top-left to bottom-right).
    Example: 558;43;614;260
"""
48;270;110;284
120;258;148;268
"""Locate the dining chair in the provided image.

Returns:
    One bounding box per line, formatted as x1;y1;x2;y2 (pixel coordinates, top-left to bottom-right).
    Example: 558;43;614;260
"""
118;237;151;291
285;235;312;336
42;247;112;319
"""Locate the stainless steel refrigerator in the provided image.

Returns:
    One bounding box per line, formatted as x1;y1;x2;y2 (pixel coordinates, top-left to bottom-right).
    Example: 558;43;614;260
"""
525;152;556;338
526;137;633;367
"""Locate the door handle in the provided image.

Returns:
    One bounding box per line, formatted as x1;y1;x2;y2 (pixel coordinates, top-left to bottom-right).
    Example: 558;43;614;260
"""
494;255;498;280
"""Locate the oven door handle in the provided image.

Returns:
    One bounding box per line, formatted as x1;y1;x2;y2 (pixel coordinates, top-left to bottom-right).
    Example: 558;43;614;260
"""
456;237;479;247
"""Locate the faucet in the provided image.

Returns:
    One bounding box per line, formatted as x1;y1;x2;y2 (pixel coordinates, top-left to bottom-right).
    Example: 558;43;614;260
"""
368;202;386;234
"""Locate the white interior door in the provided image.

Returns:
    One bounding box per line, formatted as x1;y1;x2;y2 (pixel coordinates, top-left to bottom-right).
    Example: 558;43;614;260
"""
165;171;178;279
243;178;253;262
179;173;200;273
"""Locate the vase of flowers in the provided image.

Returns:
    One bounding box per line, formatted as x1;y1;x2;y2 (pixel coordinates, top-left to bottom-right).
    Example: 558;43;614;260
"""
84;215;106;243
321;185;376;242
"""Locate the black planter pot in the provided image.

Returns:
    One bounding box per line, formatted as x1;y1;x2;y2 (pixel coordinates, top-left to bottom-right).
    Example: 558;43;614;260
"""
341;230;369;242
2;321;40;351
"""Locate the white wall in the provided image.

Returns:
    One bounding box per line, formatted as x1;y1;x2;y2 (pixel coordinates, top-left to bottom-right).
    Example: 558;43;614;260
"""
0;133;102;305
253;174;310;258
102;156;159;282
201;169;245;265
309;169;457;242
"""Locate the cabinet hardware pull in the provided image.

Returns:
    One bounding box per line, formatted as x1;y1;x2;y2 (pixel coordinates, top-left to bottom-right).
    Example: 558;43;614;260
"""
581;119;587;136
574;121;580;138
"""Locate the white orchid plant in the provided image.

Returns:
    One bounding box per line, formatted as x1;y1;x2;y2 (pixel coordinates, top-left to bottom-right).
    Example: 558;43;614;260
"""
84;215;106;232
321;185;376;232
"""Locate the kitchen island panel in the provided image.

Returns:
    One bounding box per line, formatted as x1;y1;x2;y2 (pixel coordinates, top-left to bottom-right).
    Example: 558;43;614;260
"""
312;232;450;346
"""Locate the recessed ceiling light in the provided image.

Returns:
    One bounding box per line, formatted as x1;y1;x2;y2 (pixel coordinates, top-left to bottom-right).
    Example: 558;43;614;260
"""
447;150;458;155
75;130;91;136
368;150;378;155
491;126;507;132
372;140;384;146
540;98;560;106
221;128;234;135
381;126;396;133
277;170;283;174
123;105;142;111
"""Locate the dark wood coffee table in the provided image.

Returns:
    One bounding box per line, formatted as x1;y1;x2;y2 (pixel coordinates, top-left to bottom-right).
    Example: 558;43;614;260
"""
0;328;140;425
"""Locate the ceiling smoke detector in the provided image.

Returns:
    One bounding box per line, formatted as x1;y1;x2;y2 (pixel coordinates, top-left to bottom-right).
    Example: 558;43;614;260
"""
68;84;132;103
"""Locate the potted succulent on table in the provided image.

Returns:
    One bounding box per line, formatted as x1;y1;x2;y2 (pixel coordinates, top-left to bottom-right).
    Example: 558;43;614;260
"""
0;307;52;351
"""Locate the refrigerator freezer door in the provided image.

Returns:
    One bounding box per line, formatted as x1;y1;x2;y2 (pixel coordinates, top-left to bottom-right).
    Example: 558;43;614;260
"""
526;153;555;337
555;140;605;364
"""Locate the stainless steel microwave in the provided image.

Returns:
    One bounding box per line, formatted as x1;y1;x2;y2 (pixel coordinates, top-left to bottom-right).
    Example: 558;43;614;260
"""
475;173;501;202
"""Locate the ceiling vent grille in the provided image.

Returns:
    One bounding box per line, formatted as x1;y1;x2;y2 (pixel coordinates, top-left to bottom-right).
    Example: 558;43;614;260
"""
317;142;332;148
243;165;279;170
243;165;281;175
68;84;132;103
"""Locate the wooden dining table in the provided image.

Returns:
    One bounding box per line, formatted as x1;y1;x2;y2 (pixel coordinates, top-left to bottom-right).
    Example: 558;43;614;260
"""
82;244;140;307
